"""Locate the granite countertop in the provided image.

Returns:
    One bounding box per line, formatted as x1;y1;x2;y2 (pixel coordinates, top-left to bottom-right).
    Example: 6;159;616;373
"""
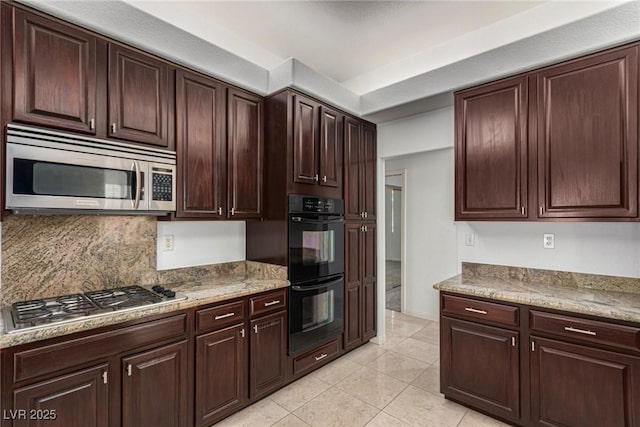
0;275;289;349
434;263;640;324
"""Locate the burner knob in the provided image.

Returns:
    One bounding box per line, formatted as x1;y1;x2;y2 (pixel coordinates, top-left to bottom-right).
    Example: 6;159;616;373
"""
163;290;176;298
152;285;164;293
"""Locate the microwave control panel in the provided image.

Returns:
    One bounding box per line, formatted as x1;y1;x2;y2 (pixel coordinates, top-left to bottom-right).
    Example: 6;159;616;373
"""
151;169;173;202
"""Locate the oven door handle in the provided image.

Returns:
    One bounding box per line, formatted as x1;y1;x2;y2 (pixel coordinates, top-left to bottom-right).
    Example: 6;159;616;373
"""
291;216;344;224
291;278;343;291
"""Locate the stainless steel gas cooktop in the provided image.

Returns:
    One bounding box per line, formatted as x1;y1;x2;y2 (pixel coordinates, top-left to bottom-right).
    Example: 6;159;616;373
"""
3;285;187;334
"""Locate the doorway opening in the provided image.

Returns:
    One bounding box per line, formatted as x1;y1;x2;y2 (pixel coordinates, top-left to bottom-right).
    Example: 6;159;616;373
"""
384;170;404;313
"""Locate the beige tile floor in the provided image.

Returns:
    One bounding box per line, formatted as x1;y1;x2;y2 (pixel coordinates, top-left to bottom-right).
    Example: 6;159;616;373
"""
217;310;510;427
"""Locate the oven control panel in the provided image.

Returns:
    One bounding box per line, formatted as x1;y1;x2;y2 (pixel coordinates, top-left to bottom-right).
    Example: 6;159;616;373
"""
289;195;344;215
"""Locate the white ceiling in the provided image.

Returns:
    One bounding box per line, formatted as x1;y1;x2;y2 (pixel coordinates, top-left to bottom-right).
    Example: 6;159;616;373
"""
126;1;542;92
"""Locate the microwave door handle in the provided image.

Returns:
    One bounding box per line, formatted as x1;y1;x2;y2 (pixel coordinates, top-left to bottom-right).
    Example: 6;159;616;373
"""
291;217;344;224
132;161;141;209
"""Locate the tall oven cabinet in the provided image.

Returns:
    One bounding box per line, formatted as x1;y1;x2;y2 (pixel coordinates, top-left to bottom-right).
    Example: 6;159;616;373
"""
343;116;377;351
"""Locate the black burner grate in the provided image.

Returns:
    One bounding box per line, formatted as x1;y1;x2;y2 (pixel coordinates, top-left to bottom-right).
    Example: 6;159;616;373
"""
85;285;163;310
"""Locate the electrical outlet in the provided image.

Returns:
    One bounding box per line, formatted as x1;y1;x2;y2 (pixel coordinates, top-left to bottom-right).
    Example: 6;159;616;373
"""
543;233;555;249
162;235;174;251
465;233;475;246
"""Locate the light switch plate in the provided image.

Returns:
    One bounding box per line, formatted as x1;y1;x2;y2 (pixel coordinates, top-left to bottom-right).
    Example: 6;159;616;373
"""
543;233;555;249
465;233;475;246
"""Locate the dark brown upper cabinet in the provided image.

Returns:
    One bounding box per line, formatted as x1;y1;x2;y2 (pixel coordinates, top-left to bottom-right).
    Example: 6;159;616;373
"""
455;76;528;220
536;45;638;219
456;42;640;221
227;88;264;219
108;43;172;148
344;117;376;221
175;70;227;219
12;9;98;134
292;94;343;191
293;94;320;185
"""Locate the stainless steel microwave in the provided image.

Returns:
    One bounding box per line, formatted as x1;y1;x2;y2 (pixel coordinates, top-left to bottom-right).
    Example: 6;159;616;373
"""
5;124;176;215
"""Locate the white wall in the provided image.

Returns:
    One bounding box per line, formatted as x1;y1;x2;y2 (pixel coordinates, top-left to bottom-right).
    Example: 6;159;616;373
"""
156;221;246;270
385;149;458;319
378;107;453;158
457;222;640;278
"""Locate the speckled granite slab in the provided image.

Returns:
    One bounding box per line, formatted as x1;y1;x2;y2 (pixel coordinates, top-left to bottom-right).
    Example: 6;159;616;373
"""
0;272;289;349
434;263;640;324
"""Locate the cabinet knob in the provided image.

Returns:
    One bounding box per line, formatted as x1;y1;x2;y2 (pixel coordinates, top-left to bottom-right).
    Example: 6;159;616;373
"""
360;225;365;232
365;211;368;218
89;118;95;130
322;175;327;183
217;207;222;216
539;206;543;216
521;206;525;216
313;174;319;182
360;212;365;218
253;325;258;334
110;123;116;133
230;207;235;216
127;364;132;376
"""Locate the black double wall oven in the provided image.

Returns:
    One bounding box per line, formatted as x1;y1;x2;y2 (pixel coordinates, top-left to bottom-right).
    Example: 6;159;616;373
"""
288;195;344;355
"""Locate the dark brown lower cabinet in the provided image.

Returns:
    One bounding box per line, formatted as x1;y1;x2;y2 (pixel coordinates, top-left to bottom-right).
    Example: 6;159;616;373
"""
195;323;247;426
122;340;188;427
441;317;520;422
12;364;109;427
249;310;286;399
344;222;377;351
344;284;362;350
530;336;640;427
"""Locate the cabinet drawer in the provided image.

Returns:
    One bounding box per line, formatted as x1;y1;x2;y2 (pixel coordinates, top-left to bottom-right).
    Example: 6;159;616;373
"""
442;294;519;327
530;310;640;353
13;314;186;383
250;289;287;317
196;300;246;333
293;338;339;376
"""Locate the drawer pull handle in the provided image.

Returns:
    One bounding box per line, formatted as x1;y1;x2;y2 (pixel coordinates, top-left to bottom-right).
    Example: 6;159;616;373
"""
264;300;281;307
315;353;328;361
214;312;235;320
564;326;596;336
465;307;488;315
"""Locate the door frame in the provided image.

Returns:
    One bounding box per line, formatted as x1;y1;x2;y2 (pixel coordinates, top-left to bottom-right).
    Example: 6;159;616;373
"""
384;169;407;313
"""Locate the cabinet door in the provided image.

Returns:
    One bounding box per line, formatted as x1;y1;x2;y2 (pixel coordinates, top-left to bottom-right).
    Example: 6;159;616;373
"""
530;336;640;427
537;46;638;218
175;70;226;218
195;324;247;427
441;317;520;422
122;340;188;427
227;88;263;219
455;76;528;220
344;223;363;349
293;94;319;185
344;117;363;221
362;223;376;341
249;310;286;399
319;106;342;188
362;123;377;220
13;9;97;134
13;364;109;427
108;44;170;147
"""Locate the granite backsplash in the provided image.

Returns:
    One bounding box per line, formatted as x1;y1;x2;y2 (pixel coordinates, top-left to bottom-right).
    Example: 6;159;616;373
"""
0;214;286;304
462;262;640;294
